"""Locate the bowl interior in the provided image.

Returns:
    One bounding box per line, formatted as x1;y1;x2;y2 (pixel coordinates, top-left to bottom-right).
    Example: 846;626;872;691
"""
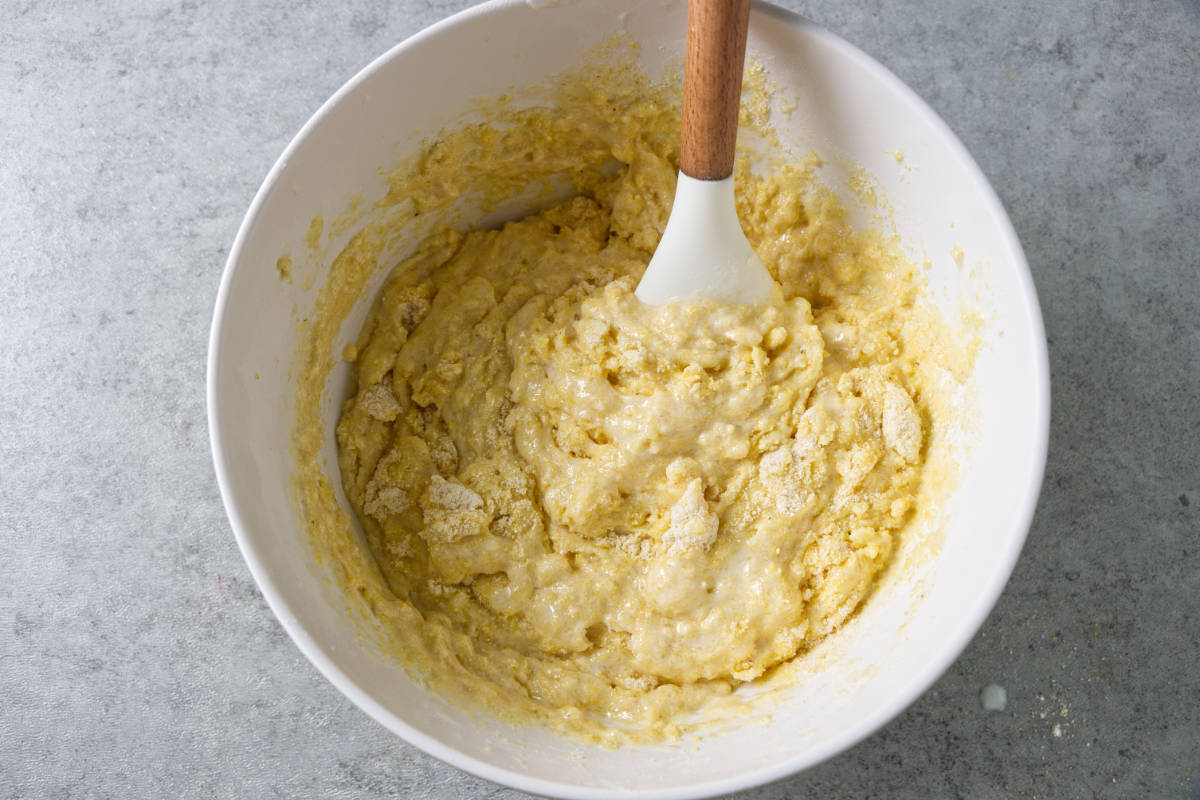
208;1;1048;796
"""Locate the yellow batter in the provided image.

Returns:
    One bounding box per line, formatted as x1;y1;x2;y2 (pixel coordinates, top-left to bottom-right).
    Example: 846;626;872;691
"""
294;61;968;744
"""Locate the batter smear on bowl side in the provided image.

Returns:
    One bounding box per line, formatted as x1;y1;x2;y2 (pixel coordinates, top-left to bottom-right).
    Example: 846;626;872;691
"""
294;64;974;744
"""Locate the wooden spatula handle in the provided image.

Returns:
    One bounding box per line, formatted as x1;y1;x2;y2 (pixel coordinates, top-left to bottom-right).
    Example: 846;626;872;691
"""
679;0;752;181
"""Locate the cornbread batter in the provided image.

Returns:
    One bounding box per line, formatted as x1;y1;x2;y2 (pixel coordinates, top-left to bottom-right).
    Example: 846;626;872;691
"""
294;63;968;743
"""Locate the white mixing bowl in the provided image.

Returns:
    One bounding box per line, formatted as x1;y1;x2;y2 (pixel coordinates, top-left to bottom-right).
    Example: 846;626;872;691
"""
208;1;1049;796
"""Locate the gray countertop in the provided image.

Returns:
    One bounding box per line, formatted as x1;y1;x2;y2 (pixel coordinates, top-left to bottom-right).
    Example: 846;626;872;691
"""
3;0;1197;797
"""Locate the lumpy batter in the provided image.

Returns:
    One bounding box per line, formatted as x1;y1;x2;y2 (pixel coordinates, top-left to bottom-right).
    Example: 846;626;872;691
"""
296;62;966;743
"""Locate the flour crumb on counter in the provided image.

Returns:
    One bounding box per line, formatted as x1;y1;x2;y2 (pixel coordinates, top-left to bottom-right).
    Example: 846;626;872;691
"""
981;683;1008;711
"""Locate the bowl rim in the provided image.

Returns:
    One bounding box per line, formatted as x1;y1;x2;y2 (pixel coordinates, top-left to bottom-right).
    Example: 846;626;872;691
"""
207;1;1050;797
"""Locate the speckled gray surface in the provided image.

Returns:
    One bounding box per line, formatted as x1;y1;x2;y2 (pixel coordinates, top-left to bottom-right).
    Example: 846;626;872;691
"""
2;0;1197;797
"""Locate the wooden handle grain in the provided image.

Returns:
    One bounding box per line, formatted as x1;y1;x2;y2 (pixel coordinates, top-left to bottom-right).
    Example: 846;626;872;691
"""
679;0;752;181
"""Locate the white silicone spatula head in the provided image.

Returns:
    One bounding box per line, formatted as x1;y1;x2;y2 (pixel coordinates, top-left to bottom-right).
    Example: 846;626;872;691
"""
635;0;781;306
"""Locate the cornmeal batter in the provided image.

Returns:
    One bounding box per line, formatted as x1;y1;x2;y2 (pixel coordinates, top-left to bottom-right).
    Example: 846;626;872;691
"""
295;63;968;743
